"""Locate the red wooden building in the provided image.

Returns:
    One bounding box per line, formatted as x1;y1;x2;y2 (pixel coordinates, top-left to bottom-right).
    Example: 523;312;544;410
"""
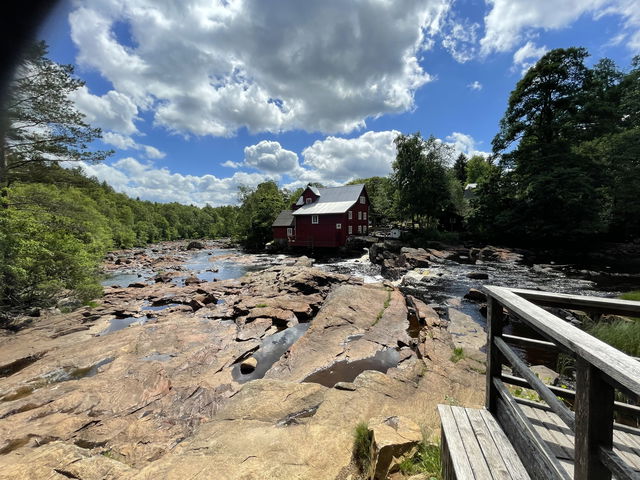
272;184;370;248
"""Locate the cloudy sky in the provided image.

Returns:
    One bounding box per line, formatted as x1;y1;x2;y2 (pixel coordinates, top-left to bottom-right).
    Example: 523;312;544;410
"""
41;0;639;206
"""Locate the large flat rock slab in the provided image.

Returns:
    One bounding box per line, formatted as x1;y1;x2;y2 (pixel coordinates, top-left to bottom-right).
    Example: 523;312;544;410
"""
265;284;410;383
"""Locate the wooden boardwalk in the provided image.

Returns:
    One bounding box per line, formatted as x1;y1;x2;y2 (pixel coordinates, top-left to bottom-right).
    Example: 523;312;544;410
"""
439;287;640;480
520;401;640;478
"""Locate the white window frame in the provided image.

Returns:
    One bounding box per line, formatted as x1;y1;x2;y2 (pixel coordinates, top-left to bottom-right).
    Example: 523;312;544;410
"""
336;223;342;230
363;212;367;221
348;210;352;220
359;196;365;204
348;225;353;234
311;215;319;224
364;225;367;234
358;211;362;220
287;227;293;236
357;225;362;234
305;197;312;204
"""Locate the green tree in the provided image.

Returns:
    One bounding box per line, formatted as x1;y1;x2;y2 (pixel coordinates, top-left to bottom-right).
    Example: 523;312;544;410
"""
0;183;111;310
392;133;453;228
0;41;111;186
492;48;607;243
237;181;287;250
465;155;493;184
453;153;467;185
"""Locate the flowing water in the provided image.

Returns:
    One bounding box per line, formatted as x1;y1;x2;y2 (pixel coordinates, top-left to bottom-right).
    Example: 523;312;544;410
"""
231;323;311;384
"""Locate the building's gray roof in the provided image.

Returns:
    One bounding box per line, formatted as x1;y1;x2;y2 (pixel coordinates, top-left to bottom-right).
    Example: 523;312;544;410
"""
292;184;365;216
272;210;295;227
309;185;321;196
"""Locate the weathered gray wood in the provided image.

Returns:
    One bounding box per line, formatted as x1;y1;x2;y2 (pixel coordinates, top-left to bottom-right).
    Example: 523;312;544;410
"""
521;404;570;460
438;405;475;479
450;406;493;480
503;333;559;350
508;288;640;318
493;378;571;480
465;408;513;480
478;408;532;480
503;373;640;418
486;295;505;414
598;446;640;480
575;357;614;480
535;408;575;460
495;336;575;430
613;430;640;470
485;286;640;397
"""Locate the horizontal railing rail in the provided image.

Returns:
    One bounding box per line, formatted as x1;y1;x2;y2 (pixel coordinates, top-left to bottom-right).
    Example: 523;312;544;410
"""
484;286;640;480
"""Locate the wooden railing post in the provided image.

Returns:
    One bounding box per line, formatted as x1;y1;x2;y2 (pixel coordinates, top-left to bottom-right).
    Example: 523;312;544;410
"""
486;296;504;414
574;357;614;480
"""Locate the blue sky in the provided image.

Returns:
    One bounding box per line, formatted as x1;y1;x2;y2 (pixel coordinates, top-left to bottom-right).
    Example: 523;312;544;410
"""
38;0;639;206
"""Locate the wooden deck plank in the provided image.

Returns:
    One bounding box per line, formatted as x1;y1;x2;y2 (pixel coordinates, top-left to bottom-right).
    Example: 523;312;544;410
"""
613;430;640;470
534;408;575;460
478;408;532;480
438;405;475;479
450;406;494;480
465;408;514;480
520;404;569;460
525;403;640;476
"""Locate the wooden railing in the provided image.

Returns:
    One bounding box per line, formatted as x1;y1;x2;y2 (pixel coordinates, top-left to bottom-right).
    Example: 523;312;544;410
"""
484;286;640;480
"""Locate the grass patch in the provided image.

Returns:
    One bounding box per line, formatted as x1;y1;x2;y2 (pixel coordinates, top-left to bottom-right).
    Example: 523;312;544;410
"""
373;288;393;326
353;421;373;473
255;303;268;308
450;347;464;363
510;386;542;403
398;438;442;479
586;318;640;357
84;300;100;308
619;290;640;301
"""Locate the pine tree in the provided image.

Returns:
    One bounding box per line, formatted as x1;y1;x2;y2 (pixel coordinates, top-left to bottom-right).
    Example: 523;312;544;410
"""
0;41;111;186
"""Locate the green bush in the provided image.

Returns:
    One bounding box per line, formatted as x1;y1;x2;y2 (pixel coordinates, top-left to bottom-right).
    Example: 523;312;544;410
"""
398;439;442;479
587;318;640;357
450;347;465;363
619;291;640;302
352;421;372;473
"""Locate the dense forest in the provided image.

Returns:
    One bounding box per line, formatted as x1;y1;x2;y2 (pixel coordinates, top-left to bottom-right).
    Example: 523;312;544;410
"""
1;43;638;317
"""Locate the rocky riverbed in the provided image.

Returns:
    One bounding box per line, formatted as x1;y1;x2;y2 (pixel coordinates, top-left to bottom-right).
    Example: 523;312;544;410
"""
0;240;637;479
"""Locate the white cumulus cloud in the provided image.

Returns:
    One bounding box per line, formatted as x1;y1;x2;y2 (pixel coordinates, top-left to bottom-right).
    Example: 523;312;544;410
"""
70;85;139;135
79;157;275;206
243;141;300;175
480;0;640;55
68;0;452;137
101;132;166;159
512;42;549;74
468;81;483;91
445;132;490;158
299;130;400;185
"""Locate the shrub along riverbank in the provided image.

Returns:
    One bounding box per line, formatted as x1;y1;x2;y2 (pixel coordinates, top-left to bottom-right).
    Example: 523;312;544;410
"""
0;165;240;316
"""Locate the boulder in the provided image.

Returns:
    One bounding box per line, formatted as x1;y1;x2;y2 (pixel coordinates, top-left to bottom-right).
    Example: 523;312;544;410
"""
400;247;430;268
128;282;148;288
154;273;173;283
186;241;205;250
466;272;489;280
530;365;559;385
464;288;487;303
240;357;258;374
294;256;314;267
189;299;205;311
447;308;486;362
369;415;422;480
184;276;202;286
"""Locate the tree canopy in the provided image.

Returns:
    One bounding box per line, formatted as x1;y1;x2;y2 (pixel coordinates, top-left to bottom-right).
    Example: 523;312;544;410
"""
392;133;454;227
1;41;112;186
